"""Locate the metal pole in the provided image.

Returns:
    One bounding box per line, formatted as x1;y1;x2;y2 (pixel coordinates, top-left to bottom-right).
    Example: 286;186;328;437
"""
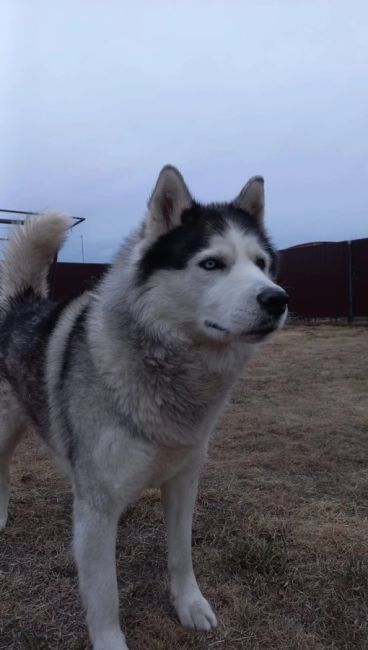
347;240;353;323
80;235;85;263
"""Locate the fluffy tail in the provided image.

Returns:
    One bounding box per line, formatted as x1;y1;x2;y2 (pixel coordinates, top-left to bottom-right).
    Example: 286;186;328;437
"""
0;211;72;308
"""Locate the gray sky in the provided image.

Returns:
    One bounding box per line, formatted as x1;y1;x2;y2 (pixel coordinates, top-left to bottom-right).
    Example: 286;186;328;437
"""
2;1;367;262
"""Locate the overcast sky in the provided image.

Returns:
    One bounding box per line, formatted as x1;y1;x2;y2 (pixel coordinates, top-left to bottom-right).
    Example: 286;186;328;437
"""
2;1;367;262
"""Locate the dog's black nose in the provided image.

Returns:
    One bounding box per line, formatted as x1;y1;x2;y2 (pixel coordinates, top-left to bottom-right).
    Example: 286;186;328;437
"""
257;288;289;317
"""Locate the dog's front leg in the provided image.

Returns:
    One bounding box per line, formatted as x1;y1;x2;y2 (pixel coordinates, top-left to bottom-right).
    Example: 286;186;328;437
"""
73;498;128;650
161;465;217;631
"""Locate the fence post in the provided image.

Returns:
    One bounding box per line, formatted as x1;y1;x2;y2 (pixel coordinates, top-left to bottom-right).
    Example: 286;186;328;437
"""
347;240;354;322
48;254;58;301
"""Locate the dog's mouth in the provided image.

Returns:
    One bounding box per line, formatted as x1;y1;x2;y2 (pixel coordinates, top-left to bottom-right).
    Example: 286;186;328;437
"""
204;320;276;340
204;320;230;333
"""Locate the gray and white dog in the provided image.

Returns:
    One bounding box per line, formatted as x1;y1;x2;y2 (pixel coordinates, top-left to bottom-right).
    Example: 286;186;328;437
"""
0;166;288;649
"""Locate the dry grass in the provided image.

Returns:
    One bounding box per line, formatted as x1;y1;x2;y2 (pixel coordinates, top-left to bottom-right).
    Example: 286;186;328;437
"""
1;325;368;649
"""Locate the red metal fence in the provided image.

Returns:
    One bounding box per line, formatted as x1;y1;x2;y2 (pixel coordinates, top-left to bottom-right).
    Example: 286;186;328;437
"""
350;239;368;319
278;238;368;319
51;237;368;320
51;262;107;301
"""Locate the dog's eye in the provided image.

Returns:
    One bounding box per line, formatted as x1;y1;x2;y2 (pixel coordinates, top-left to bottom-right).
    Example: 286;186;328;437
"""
255;257;266;271
199;258;224;271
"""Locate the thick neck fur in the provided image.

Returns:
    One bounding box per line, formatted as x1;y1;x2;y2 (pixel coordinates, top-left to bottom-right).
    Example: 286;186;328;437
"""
86;233;255;446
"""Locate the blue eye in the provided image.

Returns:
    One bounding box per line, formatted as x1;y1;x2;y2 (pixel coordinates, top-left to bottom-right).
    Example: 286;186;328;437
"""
199;258;224;271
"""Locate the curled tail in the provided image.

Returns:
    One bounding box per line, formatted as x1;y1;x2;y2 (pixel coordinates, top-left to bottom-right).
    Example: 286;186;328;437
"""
0;211;72;308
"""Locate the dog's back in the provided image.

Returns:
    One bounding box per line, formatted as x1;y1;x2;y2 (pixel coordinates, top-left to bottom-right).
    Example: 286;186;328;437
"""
0;294;65;431
0;213;73;433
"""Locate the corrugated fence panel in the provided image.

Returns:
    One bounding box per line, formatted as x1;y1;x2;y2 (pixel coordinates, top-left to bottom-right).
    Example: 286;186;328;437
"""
277;243;350;318
352;238;368;318
51;262;108;301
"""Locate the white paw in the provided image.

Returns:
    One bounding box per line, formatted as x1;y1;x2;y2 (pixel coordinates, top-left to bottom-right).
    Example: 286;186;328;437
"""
92;628;129;650
94;641;128;650
174;590;218;631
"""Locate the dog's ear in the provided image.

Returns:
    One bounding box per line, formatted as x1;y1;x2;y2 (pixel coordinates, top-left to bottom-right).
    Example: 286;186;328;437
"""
146;165;193;238
234;176;265;225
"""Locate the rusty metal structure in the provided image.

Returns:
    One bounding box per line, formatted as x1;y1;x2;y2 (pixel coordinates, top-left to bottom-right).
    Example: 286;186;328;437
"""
0;209;85;228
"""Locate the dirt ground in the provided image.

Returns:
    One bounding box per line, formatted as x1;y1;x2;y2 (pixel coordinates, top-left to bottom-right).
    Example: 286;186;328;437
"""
1;325;368;650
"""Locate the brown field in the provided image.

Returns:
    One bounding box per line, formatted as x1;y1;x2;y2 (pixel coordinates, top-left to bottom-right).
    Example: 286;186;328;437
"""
1;325;368;650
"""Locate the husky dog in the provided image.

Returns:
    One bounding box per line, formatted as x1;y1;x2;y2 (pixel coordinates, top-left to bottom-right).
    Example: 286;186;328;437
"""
0;166;288;649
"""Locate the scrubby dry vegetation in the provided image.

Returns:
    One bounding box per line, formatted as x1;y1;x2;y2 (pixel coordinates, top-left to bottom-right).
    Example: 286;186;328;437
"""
1;325;368;649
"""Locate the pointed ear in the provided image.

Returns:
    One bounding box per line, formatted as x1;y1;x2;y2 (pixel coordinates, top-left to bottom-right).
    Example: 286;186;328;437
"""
146;165;193;238
234;176;265;224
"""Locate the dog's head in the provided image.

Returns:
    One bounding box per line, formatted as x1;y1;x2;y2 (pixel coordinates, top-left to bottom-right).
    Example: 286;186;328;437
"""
131;165;288;343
